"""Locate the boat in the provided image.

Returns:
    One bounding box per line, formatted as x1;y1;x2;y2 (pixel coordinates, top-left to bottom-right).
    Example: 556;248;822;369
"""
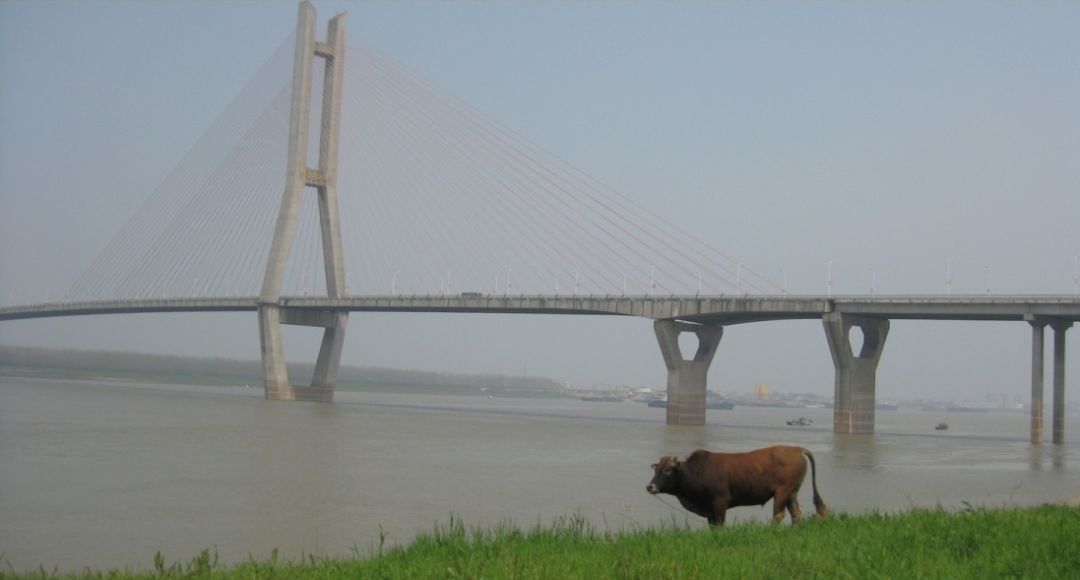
935;422;949;431
646;398;667;408
706;400;734;410
786;417;813;426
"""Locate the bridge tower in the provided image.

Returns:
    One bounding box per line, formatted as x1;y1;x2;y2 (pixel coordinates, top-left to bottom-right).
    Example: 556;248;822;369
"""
258;1;348;402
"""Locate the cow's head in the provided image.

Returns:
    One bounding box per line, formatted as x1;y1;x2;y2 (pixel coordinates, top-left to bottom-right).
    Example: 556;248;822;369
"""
646;455;681;494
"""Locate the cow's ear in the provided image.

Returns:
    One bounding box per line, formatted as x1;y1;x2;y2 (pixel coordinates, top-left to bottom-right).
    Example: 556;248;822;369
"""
650;463;658;470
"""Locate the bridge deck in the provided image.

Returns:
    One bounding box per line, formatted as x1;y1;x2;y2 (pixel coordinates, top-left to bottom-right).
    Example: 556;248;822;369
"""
2;295;1077;324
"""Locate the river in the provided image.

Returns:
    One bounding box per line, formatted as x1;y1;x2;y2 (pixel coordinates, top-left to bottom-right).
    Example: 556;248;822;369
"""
1;377;1077;573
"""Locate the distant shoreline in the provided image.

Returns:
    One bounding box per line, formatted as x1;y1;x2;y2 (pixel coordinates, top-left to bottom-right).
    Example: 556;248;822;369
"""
0;345;571;399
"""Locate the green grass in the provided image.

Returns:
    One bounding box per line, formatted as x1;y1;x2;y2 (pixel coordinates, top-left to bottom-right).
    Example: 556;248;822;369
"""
6;506;1079;579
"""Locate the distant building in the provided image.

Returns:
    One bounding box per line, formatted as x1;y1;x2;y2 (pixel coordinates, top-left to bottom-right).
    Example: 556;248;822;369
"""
753;383;769;399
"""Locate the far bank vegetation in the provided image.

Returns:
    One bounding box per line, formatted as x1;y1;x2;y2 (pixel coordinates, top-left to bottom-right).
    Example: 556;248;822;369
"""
0;346;565;396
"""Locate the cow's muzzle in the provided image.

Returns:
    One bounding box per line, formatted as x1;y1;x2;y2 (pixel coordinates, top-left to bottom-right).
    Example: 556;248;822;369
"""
646;483;658;494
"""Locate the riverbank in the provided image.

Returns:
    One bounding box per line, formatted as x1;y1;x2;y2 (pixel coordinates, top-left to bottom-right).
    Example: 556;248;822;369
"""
7;506;1077;578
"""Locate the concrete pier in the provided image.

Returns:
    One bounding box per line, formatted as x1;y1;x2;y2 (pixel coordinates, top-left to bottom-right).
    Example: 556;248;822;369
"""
1029;319;1046;443
1051;321;1071;444
823;313;889;434
257;1;349;402
654;320;722;425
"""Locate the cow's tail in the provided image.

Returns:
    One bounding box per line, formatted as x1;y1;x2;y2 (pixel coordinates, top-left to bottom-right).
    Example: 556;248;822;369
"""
801;448;828;519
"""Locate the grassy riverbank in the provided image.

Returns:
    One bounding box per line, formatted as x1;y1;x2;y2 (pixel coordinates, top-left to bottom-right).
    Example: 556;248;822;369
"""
8;506;1078;579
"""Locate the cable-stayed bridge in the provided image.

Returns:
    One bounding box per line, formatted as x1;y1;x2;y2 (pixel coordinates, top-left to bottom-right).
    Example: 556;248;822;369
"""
1;2;1076;441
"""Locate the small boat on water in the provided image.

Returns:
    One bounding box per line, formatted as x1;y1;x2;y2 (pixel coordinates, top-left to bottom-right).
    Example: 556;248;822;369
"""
646;398;667;408
935;422;949;431
786;417;813;426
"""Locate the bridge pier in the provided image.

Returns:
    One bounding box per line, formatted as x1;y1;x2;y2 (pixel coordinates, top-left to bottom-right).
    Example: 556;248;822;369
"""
654;320;723;425
1029;319;1046;443
823;313;889;434
258;304;291;398
1051;321;1071;445
1031;318;1072;444
258;304;348;402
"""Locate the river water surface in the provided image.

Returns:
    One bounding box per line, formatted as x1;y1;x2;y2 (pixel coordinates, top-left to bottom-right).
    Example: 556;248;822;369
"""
1;377;1077;572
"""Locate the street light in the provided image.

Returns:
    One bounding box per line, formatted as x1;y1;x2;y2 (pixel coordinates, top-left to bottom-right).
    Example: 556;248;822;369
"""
827;259;833;298
1074;255;1078;297
946;258;952;297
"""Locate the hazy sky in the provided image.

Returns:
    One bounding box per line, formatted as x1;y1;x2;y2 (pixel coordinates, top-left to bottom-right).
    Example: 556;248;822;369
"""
1;1;1077;401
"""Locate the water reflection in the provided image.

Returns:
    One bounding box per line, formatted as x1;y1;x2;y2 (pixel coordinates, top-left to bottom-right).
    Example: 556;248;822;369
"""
659;425;713;456
1029;444;1068;472
829;434;880;471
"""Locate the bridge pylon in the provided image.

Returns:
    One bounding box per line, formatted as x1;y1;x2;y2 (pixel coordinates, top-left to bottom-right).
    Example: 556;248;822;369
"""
258;1;348;402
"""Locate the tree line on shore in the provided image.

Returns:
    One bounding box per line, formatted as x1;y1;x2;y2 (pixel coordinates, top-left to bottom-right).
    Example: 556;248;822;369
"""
0;345;563;392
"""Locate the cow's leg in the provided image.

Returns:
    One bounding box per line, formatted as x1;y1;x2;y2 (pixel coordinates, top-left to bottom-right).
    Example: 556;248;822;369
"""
787;499;803;524
771;496;789;524
708;499;729;527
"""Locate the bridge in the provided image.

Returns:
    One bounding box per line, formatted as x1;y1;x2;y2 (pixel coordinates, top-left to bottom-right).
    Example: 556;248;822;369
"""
3;293;1077;441
1;2;1076;442
3;294;1078;324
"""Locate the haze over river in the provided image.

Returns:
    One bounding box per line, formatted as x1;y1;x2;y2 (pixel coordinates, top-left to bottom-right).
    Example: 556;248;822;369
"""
1;377;1077;573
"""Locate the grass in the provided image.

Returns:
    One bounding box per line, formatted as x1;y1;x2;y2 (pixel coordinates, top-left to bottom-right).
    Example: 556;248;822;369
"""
5;506;1079;579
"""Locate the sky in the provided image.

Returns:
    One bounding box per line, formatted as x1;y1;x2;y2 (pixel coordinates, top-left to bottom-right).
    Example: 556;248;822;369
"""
1;0;1078;402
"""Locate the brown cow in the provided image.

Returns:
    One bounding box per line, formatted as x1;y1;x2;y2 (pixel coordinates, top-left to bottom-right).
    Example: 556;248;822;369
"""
646;445;827;526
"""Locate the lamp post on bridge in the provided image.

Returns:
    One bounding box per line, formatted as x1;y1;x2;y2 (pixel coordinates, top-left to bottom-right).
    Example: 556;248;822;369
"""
827;259;833;298
946;257;952;298
1073;255;1078;297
